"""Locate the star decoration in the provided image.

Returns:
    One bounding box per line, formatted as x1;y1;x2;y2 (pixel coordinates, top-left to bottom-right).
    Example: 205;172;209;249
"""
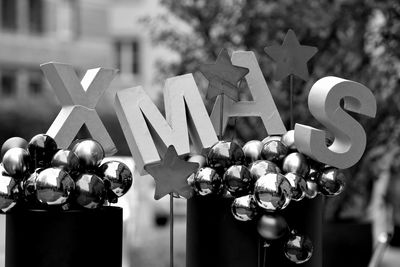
199;48;249;101
264;29;318;81
144;145;199;200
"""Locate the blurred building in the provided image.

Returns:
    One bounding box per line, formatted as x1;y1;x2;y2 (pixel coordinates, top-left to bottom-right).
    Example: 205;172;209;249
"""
0;0;161;113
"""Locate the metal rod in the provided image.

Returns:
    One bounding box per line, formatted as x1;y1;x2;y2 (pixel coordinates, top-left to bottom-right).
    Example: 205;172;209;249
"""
219;94;224;139
262;245;267;267
289;74;294;129
170;193;174;267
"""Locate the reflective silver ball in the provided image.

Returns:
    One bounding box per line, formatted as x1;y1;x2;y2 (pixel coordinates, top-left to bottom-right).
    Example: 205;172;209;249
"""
284;231;313;264
207;141;244;174
1;137;28;161
187;154;206;168
28;134;58;170
281;130;297;150
0;174;19;212
304;179;318;199
231;195;257;221
192;167;222;196
261;140;288;162
72;139;105;171
36;167;75;205
285;173;307;201
249;160;281;179
243;140;263;164
254;173;291;211
99;160;133;198
23;169;41;202
2;147;31;178
257;214;288;240
317;167;345;196
51;149;80;178
261;135;282;144
282;152;309;177
75;173;106;209
223;165;253;196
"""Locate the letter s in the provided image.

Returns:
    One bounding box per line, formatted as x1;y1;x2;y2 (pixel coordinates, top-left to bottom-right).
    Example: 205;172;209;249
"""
294;76;377;169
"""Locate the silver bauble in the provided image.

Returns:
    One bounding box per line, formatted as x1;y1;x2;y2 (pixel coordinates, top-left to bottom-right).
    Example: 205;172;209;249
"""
261;135;282;144
99;160;133;198
75;173;106;208
249;160;281;179
207;141;244;174
0;174;19;212
242;140;263;164
317;167;345;196
281;130;297;150
282;152;309;177
257;214;288;240
192;167;222;196
2;147;31;178
254;173;291;211
285;173;307;201
261;140;288;162
223;165;253;196
231;195;257;221
284;231;313;264
72;139;105;171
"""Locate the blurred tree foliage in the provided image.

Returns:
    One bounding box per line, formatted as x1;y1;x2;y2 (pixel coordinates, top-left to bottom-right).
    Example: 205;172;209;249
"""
146;0;400;222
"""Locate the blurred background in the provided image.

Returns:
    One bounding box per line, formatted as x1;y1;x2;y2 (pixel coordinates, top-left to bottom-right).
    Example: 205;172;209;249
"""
0;0;399;266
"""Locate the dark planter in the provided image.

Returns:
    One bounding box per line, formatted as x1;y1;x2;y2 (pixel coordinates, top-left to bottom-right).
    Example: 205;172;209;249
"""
5;206;123;267
323;221;372;267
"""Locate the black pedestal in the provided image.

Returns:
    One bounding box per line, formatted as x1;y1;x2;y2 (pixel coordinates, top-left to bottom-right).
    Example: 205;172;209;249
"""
187;195;323;267
5;207;123;267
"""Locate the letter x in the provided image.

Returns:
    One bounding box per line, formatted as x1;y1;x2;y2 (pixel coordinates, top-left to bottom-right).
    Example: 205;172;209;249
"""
41;62;118;156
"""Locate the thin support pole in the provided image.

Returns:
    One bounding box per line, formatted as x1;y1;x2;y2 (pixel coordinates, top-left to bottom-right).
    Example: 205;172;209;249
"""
289;74;294;130
219;94;225;139
170;193;174;267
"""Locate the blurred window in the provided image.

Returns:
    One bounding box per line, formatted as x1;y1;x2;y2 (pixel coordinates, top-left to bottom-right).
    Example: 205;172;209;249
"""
28;0;44;34
28;70;43;95
115;39;141;75
1;0;17;31
1;69;17;97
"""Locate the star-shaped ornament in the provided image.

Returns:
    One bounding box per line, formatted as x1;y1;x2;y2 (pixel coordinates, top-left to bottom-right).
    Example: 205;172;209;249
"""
199;48;249;101
264;29;318;81
144;146;199;200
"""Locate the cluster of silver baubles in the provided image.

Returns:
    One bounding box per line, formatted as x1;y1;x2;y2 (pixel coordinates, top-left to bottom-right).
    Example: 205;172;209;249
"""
0;134;132;212
187;130;344;264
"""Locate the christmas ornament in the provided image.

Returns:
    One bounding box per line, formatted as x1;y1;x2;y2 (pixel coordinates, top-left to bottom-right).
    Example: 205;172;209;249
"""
28;134;58;169
281;130;296;150
223;165;253;196
317;167;345;196
199;48;249;101
242;140;263;164
285;173;307;201
248;160;281;179
0;174;19;212
191;167;222;196
284;231;313;264
254;173;291;211
187;154;207;168
304;179;318;199
257;214;288;240
262;135;282;144
23;170;40;203
145;145;199;200
261;140;288;162
75;173;105;209
72;139;104;171
231;195;257;221
1;137;28;160
51;149;80;178
282;152;309;177
264;29;317;81
2;147;31;178
99;160;133;198
36;168;75;206
207;141;244;174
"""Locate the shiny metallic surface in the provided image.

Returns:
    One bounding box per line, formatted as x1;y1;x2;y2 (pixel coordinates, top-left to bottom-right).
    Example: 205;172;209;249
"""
317;167;345;196
254;173;291;211
261;135;282;144
1;137;28;160
242;140;263;164
284;231;313;264
282;152;309;177
0;174;18;212
2;147;31;178
304;179;318;199
248;160;281;179
36;167;75;205
281;130;297;150
23;170;40;201
187;154;207;168
257;214;288;240
207;141;244;174
51;149;80;177
223;165;253;196
284;172;306;201
28;134;58;169
72;139;105;171
75;173;105;209
231;195;257;221
192;167;222;196
99;160;133;197
261;140;288;162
